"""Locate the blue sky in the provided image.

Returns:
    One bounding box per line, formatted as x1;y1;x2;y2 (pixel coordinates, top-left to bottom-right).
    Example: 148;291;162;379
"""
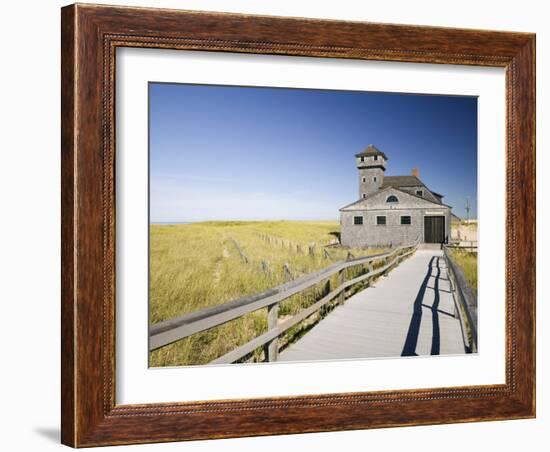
149;83;477;222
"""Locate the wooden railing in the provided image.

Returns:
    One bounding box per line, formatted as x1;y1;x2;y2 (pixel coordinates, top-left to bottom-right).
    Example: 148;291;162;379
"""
446;243;478;252
443;245;478;352
149;242;419;364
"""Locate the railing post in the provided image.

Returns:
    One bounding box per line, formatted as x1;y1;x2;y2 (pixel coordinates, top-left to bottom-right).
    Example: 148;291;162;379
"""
367;261;374;286
338;268;345;305
443;247;458;319
264;302;279;362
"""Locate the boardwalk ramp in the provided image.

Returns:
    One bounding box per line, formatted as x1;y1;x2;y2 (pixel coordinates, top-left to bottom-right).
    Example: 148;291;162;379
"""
279;249;466;361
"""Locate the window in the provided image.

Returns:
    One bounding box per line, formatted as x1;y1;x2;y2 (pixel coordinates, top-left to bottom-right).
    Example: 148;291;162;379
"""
373;176;377;182
374;155;378;161
362;176;366;183
416;190;423;197
386;195;398;203
401;216;411;225
376;216;386;225
360;156;364;162
353;216;363;225
362;193;366;199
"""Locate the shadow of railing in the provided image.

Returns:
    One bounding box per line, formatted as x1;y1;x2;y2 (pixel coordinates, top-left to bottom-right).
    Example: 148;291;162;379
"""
401;256;436;356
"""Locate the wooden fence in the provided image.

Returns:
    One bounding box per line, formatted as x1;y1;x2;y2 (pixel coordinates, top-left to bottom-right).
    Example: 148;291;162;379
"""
149;242;418;364
446;243;478;253
443;245;478;352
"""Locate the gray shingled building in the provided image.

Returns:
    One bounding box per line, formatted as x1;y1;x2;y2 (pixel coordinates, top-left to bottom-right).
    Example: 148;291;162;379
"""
340;145;452;248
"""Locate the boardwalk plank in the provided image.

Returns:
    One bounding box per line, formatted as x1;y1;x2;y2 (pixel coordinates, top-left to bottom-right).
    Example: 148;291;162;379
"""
279;250;466;362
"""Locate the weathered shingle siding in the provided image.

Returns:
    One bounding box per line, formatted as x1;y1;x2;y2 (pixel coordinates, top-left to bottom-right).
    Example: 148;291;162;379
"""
341;187;437;211
358;166;384;197
340;188;450;247
341;209;422;247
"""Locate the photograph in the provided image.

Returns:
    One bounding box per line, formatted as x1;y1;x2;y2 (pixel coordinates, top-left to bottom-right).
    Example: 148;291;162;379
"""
147;83;479;367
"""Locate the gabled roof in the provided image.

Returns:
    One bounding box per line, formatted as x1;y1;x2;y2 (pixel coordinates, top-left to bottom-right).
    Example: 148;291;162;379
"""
339;186;394;211
339;186;452;211
391;187;452;208
382;175;445;202
381;175;424;188
355;144;388;161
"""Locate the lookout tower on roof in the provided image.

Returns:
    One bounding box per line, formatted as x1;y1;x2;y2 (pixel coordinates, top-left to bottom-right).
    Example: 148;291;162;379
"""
356;144;388;199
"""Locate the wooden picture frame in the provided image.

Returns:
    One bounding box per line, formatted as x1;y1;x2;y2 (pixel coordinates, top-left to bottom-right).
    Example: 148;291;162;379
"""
61;3;535;447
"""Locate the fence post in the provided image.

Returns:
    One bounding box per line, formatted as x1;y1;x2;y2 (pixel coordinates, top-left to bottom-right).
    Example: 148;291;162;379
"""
367;261;374;286
338;269;345;305
264;302;279;362
261;260;271;276
230;237;249;264
443;247;458;319
283;263;292;281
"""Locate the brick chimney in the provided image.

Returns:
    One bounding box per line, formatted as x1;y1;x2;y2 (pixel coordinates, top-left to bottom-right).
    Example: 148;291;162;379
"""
411;167;419;178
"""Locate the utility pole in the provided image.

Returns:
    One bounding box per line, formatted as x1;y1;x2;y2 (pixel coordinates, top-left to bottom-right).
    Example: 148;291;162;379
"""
465;197;471;223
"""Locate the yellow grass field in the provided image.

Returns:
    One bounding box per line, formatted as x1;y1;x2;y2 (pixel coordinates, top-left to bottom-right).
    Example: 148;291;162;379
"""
149;220;383;367
449;249;478;294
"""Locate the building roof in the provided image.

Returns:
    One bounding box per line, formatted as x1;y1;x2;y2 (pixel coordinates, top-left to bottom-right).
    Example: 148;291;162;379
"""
382;175;445;200
355;144;388;161
381;175;424;188
339;186;452;211
382;175;446;203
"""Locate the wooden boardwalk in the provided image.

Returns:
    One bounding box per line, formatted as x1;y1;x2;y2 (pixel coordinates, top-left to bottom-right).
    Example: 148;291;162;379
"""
279;249;466;362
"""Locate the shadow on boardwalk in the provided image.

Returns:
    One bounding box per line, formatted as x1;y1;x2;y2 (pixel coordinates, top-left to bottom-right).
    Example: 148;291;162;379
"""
401;256;442;356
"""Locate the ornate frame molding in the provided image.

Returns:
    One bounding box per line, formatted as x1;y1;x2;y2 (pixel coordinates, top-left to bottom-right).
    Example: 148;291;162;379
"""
61;4;535;447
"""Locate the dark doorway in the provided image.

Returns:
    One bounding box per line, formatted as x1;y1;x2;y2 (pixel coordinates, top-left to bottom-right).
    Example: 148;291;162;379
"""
424;216;445;243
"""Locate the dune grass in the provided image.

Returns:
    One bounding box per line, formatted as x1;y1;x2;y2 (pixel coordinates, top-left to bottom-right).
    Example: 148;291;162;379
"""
149;220;385;367
449;249;478;294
